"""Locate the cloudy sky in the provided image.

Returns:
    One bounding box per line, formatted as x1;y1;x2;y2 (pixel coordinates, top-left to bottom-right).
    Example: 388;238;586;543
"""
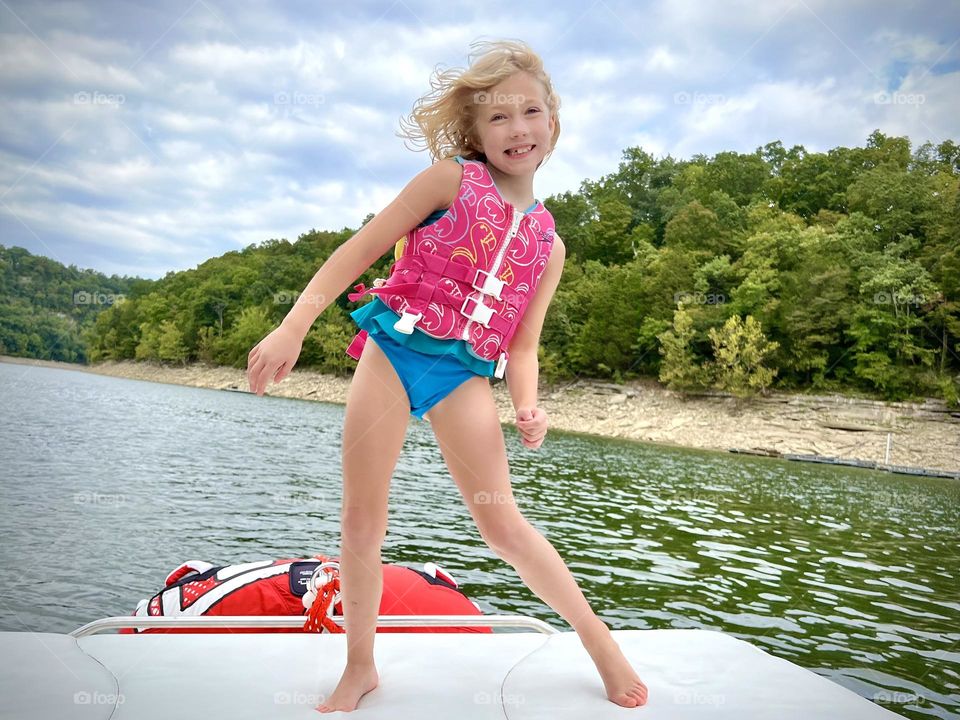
1;0;957;280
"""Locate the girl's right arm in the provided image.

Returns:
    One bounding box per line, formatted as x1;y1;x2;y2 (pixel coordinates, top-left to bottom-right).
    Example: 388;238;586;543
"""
246;159;462;396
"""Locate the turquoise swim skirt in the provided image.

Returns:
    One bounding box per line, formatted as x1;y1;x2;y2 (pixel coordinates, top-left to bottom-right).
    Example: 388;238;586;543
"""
349;298;488;421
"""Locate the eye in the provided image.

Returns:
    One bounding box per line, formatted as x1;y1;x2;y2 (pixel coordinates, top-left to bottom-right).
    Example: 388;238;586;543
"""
491;113;505;121
526;107;541;114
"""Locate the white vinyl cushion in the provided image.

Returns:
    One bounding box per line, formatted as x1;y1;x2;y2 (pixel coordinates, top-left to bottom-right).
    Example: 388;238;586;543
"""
0;632;117;720
0;630;902;719
502;629;902;719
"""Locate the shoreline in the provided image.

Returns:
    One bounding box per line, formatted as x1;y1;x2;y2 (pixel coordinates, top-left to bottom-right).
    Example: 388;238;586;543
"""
4;354;959;475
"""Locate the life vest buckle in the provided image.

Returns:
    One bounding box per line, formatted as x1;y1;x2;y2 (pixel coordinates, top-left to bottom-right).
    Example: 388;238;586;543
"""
495;352;508;379
393;310;422;334
472;268;504;301
460;295;494;327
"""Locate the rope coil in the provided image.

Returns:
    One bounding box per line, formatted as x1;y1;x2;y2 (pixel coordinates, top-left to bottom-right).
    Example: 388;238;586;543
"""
302;557;344;634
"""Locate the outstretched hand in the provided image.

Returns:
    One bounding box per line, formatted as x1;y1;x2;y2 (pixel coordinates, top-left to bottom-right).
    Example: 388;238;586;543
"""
516;406;548;450
246;324;303;397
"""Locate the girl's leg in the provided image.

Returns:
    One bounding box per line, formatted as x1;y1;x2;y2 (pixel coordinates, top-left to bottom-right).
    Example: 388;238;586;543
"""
316;337;411;714
426;376;648;709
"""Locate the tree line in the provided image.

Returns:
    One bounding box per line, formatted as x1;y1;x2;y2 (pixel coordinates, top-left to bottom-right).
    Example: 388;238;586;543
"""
2;130;957;404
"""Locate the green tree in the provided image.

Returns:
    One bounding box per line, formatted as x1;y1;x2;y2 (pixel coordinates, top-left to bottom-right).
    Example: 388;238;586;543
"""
158;320;188;364
657;304;709;390
699;151;769;206
847;252;938;398
708;315;779;396
589;197;635;265
663;201;725;257
216;305;276;368
135;322;161;361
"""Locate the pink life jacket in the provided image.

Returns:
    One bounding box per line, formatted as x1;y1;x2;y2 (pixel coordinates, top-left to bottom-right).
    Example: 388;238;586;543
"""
346;157;556;379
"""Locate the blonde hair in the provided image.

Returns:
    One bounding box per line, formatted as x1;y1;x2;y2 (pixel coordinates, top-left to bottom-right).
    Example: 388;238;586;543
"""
398;39;561;167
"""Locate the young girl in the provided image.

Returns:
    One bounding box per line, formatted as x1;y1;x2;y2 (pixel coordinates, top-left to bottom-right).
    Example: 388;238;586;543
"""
246;39;648;713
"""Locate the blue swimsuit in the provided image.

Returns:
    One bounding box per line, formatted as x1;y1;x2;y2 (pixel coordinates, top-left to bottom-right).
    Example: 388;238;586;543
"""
349;156;539;421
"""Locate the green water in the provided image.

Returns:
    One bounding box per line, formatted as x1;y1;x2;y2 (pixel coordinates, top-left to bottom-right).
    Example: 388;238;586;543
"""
1;361;957;718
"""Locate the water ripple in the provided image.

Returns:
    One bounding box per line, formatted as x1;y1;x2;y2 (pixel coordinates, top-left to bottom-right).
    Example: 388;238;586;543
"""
1;363;958;719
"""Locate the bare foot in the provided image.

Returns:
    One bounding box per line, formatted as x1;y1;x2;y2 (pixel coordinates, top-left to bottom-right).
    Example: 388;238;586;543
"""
580;623;648;708
315;662;379;713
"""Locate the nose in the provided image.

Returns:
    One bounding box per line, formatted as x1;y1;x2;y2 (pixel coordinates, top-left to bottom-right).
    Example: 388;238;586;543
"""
509;115;529;137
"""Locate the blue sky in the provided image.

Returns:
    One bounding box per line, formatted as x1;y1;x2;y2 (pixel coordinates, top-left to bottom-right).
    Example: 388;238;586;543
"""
1;0;957;280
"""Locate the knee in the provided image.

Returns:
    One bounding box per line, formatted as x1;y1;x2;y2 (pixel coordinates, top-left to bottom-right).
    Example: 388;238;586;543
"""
340;506;387;548
477;511;533;559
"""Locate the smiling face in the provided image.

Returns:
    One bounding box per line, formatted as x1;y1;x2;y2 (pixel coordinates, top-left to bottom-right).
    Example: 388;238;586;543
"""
471;71;556;176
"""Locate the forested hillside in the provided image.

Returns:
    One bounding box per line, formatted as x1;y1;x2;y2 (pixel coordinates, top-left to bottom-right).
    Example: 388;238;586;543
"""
3;130;957;404
0;246;152;363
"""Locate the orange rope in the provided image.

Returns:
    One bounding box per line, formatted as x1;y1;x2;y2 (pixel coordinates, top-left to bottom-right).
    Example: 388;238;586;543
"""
303;555;344;634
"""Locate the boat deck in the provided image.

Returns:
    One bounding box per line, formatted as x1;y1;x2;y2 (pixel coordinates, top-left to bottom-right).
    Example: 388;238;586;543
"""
1;621;901;718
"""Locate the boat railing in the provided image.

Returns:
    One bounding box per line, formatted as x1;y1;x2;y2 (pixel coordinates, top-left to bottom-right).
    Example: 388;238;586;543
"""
70;614;560;638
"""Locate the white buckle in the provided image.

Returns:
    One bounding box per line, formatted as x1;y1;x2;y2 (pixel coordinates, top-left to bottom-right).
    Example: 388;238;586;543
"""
495;352;508;379
460;295;494;327
393;310;422;334
472;269;504;301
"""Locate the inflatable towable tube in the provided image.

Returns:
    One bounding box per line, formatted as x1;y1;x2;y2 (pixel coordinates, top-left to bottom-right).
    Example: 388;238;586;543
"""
121;555;490;634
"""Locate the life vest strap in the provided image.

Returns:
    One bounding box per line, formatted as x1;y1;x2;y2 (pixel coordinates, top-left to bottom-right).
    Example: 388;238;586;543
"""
345;329;368;360
392;254;514;335
348;248;516;353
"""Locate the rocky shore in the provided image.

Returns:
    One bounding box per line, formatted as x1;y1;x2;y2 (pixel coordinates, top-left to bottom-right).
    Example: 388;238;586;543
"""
4;355;959;474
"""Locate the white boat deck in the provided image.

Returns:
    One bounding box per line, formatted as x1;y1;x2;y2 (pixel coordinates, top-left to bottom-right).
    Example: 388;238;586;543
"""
0;618;902;719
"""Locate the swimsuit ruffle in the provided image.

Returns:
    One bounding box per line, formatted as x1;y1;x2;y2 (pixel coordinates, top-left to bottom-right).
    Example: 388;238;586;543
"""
350;296;495;377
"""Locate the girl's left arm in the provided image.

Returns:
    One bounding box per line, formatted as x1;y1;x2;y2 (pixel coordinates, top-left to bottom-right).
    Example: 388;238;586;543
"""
506;236;565;449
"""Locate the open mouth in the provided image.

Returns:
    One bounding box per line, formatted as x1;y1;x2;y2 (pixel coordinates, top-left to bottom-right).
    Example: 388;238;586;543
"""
505;145;535;158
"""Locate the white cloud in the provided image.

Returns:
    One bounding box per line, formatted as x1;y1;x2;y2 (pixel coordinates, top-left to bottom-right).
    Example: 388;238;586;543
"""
0;32;143;91
670;78;871;156
0;0;957;280
645;46;680;73
875;67;960;147
870;29;949;66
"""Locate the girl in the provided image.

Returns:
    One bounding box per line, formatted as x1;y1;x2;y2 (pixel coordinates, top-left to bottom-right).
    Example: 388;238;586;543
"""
246;39;648;713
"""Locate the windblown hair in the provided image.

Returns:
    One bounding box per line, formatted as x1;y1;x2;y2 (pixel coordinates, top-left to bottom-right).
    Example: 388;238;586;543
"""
397;39;561;166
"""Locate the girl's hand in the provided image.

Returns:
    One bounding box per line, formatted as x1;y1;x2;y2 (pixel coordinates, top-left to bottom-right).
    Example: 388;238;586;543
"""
246;324;303;397
516;406;548;450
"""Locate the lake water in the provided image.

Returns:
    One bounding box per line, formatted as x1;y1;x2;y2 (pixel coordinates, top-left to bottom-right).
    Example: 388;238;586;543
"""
0;360;957;719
